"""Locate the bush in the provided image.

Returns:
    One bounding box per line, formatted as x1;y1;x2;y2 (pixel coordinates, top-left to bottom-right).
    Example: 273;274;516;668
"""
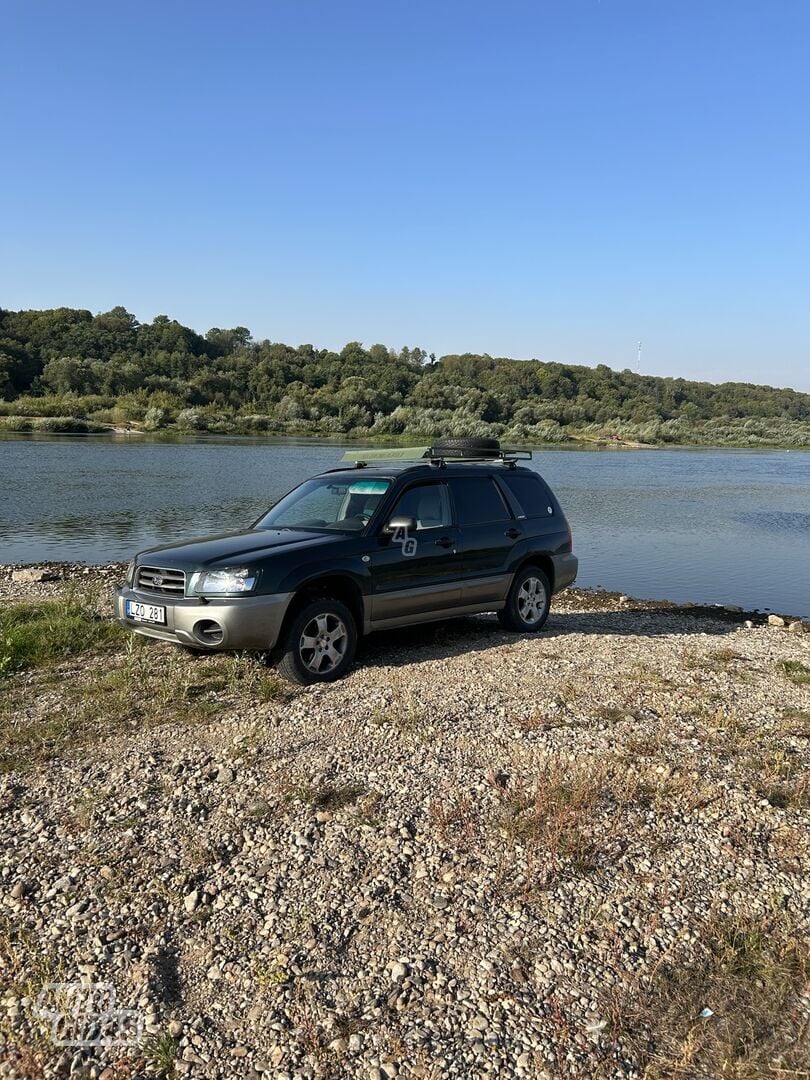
143;406;168;431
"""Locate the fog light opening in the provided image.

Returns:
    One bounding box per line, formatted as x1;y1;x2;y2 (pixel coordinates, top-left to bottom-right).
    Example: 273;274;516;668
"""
193;619;224;645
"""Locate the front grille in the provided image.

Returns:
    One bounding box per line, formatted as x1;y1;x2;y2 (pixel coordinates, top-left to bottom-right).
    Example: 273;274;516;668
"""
135;565;186;596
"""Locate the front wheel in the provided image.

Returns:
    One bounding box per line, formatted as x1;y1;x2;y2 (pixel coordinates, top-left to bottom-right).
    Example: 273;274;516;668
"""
498;566;551;632
276;598;357;685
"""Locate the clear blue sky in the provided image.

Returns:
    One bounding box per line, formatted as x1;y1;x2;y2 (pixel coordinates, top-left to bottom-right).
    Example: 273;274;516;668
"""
3;0;808;390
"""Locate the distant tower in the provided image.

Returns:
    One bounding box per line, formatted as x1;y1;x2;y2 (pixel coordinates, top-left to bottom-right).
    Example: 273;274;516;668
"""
637;340;642;370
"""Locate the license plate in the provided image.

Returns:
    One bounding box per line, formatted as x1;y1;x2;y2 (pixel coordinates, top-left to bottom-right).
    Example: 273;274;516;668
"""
125;600;166;625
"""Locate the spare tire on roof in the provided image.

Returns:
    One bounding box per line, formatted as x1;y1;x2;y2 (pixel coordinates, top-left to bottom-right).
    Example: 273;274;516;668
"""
431;437;501;459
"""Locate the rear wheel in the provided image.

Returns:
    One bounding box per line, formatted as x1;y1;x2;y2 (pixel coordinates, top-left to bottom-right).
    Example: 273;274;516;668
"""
276;598;357;685
498;566;551;632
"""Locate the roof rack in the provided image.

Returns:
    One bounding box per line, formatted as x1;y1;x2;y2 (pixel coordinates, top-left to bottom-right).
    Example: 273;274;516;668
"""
339;446;533;469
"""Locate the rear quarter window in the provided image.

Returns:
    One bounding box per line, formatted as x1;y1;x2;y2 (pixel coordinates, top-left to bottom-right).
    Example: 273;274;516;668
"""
449;476;511;525
500;473;554;518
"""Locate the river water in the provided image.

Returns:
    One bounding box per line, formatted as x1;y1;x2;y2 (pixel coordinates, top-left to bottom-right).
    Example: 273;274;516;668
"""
1;434;808;615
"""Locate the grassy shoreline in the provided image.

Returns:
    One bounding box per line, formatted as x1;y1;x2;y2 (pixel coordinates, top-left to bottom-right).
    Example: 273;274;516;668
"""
1;416;809;450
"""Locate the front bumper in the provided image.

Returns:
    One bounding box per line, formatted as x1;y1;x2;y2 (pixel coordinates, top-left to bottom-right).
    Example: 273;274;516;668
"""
115;586;293;651
551;553;578;594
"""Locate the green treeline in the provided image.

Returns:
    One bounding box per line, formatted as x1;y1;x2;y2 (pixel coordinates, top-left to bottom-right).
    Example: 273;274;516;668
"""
1;306;808;446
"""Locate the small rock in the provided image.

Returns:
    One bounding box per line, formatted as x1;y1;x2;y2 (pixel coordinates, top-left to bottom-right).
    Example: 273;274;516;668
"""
788;620;805;634
768;614;785;627
12;568;58;583
168;1020;184;1038
184;890;200;914
216;766;235;784
10;881;26;900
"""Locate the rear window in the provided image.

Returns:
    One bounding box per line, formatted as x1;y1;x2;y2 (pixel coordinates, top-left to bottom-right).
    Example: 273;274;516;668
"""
449;477;511;525
500;473;554;518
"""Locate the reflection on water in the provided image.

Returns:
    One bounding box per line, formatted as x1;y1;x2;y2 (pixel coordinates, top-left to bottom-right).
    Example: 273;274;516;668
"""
1;434;808;615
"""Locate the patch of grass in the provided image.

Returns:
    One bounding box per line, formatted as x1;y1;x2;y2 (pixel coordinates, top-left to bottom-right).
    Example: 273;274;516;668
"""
284;781;367;812
493;759;627;875
605;911;809;1078
780;660;810;686
782;708;810;738
0;595;121;676
0;915;66;1066
369;679;425;730
430;792;478;847
0;632;293;773
142;1029;179;1078
752;748;810;809
309;782;367;811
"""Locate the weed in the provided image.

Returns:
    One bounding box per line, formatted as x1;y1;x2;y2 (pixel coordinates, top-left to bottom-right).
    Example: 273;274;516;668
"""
752;748;810;809
284;781;367;812
780;660;810;686
251;955;290;989
430;792;478;847
782;708;810;738
604;910;809;1078
369;679;425;730
354;790;382;826
142;1029;178;1078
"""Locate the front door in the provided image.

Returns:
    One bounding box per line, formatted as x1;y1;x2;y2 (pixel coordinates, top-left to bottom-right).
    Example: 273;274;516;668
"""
369;480;463;623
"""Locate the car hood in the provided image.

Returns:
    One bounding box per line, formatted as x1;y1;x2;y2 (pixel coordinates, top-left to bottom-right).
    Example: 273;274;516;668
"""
136;528;337;570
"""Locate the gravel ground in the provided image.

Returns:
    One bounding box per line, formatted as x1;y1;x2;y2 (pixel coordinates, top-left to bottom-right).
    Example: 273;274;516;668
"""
0;566;808;1079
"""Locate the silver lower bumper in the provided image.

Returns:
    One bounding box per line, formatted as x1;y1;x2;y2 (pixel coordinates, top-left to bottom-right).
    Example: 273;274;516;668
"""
115;587;293;651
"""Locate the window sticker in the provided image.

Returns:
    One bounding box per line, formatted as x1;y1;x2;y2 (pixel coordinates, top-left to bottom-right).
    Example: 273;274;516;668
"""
348;481;390;495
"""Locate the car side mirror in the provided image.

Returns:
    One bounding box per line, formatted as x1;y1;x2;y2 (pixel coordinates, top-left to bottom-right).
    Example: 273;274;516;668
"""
383;515;416;535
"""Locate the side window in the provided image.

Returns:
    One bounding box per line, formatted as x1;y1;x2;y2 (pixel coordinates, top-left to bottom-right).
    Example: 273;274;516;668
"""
500;473;554;518
389;482;451;531
449;477;511;525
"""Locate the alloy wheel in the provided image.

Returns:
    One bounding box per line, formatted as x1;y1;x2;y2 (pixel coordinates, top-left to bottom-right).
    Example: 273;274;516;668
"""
517;576;546;625
299;613;348;673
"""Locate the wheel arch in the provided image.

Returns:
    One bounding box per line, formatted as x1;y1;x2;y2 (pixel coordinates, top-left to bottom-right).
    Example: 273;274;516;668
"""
511;553;555;593
276;572;365;649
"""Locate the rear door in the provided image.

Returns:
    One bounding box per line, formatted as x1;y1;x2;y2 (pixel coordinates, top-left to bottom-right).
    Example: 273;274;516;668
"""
447;474;518;606
369;479;463;622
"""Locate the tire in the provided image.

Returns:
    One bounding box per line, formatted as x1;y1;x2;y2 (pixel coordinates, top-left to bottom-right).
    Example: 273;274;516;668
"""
498;565;551;632
276;598;357;685
432;437;500;458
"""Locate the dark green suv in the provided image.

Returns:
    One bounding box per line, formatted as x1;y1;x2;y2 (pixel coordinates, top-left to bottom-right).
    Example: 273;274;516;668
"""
115;440;577;684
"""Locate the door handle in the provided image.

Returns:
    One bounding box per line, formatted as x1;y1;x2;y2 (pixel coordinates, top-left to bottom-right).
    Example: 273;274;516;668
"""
435;536;453;548
505;527;522;539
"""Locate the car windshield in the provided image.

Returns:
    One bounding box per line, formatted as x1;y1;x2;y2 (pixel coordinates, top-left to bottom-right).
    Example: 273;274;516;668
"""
255;476;392;532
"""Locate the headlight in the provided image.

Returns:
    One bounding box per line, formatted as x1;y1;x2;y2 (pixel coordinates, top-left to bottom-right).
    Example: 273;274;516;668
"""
189;567;258;596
